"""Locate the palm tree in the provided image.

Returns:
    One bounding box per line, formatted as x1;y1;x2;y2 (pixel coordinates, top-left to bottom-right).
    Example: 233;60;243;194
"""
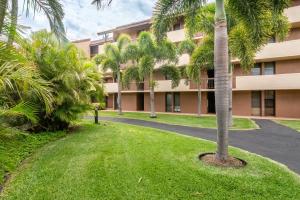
0;0;65;42
123;31;180;118
94;34;131;115
153;0;290;161
179;37;214;117
24;30;104;131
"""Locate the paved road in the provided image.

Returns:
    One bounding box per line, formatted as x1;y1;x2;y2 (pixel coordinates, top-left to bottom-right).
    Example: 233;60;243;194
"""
97;117;300;174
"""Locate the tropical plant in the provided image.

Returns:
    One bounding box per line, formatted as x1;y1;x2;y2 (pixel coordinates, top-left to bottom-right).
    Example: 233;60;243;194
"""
93;34;131;115
123;31;180;118
179;38;214;117
0;40;53;129
153;0;290;161
0;0;65;43
22;30;104;131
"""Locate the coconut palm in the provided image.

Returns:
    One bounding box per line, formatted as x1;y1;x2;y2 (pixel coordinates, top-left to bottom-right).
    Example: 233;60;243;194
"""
123;31;180;118
153;0;290;161
94;34;131;115
0;0;65;42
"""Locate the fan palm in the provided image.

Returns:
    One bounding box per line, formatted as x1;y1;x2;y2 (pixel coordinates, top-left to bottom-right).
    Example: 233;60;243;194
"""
153;0;290;161
94;34;131;115
123;31;180;118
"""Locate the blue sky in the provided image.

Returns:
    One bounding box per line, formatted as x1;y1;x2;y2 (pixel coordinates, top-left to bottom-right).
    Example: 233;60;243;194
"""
19;0;156;40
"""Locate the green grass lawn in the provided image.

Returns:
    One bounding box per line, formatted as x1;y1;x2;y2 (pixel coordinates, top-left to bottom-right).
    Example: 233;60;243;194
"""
276;120;300;132
98;111;257;130
1;121;299;200
0;128;66;186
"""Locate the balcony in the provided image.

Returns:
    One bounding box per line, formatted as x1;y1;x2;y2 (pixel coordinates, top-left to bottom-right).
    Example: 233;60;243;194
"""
167;29;185;43
235;73;300;90
190;78;215;90
104;83;118;93
123;82;144;92
154;80;190;92
285;5;300;26
233;39;300;63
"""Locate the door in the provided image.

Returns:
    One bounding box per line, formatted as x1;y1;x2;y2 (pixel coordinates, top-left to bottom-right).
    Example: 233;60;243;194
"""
137;93;144;111
251;91;261;116
165;93;173;112
173;93;181;112
207;92;215;113
265;91;275;116
207;69;214;89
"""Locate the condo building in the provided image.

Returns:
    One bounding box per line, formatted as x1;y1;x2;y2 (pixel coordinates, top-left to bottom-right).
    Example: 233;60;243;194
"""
73;0;300;118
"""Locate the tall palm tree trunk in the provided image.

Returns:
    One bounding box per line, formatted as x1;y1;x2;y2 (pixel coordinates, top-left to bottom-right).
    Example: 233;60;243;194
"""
197;81;202;117
117;72;122;115
0;0;8;33
149;73;156;118
214;0;229;161
228;63;233;127
8;0;18;45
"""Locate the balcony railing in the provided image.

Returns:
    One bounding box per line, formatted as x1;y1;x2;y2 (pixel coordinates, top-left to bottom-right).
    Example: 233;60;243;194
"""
190;78;215;90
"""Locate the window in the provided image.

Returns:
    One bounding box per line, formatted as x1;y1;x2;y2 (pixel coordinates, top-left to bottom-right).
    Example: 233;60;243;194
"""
251;91;261;116
264;91;275;116
264;62;275;75
173;22;182;31
165;93;172;112
173;93;181;112
90;45;98;55
251;63;262;75
268;36;276;43
165;73;172;80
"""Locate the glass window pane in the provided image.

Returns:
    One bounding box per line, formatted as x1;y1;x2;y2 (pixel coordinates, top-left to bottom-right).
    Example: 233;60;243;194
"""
251;91;261;108
173;93;181;112
251;63;261;75
264;62;275;75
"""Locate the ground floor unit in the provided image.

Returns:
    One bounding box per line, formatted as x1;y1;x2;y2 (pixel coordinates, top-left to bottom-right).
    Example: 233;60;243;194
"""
105;90;300;118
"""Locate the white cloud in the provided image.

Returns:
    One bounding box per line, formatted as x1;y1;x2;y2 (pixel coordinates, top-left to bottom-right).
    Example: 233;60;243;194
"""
18;0;156;40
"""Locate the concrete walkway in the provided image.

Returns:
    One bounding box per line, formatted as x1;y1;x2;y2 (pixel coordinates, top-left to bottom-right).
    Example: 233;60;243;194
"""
98;117;300;174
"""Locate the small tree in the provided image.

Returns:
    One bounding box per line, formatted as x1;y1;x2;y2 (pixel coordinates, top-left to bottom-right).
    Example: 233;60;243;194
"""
94;34;131;115
123;31;180;118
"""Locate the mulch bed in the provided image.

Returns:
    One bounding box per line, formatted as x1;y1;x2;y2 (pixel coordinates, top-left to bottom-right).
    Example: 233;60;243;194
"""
199;153;247;168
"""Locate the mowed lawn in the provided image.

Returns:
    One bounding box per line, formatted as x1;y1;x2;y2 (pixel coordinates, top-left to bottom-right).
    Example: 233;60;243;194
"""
276;120;300;132
1;122;300;200
99;111;257;130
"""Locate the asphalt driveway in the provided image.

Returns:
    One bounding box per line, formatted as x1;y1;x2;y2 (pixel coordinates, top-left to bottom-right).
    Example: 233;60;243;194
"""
98;116;300;174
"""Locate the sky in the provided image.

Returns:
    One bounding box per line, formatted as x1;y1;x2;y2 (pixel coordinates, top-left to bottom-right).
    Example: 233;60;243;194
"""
19;0;156;41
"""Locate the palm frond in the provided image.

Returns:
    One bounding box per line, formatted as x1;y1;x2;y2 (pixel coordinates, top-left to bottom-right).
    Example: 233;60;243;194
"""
23;0;66;41
122;66;140;89
178;40;196;55
152;0;206;41
159;64;181;88
91;0;113;9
